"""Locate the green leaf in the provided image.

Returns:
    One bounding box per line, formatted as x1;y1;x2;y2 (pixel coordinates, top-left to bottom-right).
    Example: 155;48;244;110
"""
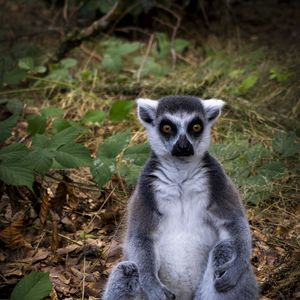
174;38;190;53
272;131;300;157
49;127;84;149
155;33;170;58
54;143;92;168
109;101;134;123
257;161;286;179
237;75;258;94
133;56;170;77
97;130;131;159
52;119;73;133
244;144;269;162
41;107;64;118
3;67;27;85
26;149;54;175
32;134;50;149
118;163;141;186
117;42;141;56
0;143;29;162
32;66;47;74
6;98;23;115
123;143;150;166
269;67;290;82
91;157;115;187
101;54;122;72
0;114;19;142
10;271;52;300
0;160;34;189
18;57;34;70
27;115;47;135
60;58;77;69
82;109;106;124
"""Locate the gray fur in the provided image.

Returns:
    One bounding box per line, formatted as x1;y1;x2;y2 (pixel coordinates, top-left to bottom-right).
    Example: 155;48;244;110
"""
103;96;258;300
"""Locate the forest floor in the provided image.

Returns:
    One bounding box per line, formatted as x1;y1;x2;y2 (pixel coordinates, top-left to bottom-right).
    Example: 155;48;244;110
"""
0;1;299;299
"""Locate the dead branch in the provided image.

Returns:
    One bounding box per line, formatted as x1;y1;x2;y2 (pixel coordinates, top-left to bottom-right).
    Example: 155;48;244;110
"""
49;0;127;63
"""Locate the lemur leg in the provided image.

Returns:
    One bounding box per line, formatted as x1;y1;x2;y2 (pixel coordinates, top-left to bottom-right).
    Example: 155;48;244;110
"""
194;240;258;300
103;261;145;300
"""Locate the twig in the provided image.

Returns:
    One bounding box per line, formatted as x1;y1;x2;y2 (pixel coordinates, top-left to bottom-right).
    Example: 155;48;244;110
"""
199;0;210;28
33;231;46;255
0;87;52;96
80;44;102;62
108;3;140;34
114;26;151;37
136;34;154;81
63;0;69;23
49;0;126;63
44;229;83;246
155;3;181;69
87;186;117;228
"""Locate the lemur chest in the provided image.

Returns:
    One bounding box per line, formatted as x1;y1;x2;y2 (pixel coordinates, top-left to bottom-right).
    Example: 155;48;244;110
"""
152;168;218;298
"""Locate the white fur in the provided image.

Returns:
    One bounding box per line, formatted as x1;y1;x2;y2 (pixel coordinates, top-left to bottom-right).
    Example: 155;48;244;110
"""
152;158;218;299
136;98;158;128
201;99;225;125
201;99;225;112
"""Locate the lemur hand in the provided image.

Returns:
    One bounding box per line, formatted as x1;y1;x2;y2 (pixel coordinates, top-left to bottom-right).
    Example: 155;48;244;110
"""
212;240;246;292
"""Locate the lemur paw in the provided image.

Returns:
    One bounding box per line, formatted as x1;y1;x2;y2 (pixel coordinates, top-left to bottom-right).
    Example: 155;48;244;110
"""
214;265;238;292
212;240;235;268
212;240;243;292
116;261;139;277
112;261;140;292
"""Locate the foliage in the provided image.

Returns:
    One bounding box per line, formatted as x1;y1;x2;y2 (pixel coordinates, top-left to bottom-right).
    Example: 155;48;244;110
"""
272;131;300;157
10;271;52;300
210;132;298;204
269;67;290;82
91;130;131;187
0;100;144;190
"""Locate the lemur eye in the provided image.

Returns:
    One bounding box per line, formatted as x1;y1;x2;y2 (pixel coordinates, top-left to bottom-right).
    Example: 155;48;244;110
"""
162;124;172;133
192;124;202;133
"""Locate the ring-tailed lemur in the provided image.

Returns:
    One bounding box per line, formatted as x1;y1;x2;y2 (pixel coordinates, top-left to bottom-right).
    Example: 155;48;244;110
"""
103;96;258;300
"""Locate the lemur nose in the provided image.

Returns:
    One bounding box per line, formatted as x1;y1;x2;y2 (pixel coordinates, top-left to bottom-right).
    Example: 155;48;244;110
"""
172;135;194;156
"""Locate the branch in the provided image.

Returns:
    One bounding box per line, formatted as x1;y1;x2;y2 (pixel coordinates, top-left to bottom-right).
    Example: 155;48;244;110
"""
49;0;126;63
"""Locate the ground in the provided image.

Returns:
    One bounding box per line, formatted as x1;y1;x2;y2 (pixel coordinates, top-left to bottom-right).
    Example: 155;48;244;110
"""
0;1;299;299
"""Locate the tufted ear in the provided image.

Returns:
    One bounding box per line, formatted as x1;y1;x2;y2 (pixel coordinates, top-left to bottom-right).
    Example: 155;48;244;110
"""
136;98;158;127
201;99;225;125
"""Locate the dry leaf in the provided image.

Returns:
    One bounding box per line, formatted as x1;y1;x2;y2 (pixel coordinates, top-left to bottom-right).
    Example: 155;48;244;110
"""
49;288;59;300
19;248;49;263
52;182;68;216
0;212;26;247
51;219;59;252
39;189;51;225
56;244;80;256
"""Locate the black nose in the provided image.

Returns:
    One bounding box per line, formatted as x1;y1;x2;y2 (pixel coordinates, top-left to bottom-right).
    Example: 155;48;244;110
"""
172;135;194;156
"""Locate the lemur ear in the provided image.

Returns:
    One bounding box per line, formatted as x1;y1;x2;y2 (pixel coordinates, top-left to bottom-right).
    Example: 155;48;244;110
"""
136;98;158;127
201;99;225;124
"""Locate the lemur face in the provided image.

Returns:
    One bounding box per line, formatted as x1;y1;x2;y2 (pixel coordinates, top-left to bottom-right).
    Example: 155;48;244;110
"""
137;96;224;158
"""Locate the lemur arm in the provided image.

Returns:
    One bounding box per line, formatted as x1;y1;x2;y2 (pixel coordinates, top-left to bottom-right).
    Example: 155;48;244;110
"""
124;188;175;300
205;153;253;292
212;215;252;292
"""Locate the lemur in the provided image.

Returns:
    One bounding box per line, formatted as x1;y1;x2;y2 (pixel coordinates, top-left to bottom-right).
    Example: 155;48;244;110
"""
103;96;258;300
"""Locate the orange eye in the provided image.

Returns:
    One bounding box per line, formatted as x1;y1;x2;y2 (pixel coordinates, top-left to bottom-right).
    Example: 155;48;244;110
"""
162;125;172;133
192;124;202;133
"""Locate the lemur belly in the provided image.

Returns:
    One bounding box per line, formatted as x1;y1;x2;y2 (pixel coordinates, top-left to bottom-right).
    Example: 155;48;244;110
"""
153;169;218;299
